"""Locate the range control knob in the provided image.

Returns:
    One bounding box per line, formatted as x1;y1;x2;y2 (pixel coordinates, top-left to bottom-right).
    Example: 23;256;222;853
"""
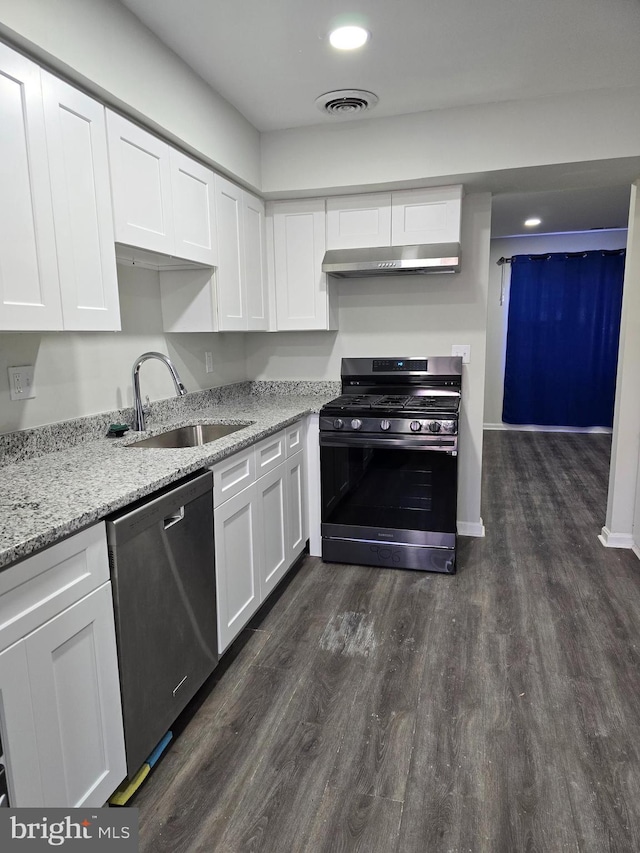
380;419;391;431
443;421;456;433
351;418;363;430
428;421;442;433
333;418;344;430
410;420;422;432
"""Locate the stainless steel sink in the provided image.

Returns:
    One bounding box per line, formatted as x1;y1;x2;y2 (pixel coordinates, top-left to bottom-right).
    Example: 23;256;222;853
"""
126;423;249;448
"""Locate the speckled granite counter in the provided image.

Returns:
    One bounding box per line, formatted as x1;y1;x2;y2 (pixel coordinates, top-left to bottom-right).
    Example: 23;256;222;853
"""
0;381;340;570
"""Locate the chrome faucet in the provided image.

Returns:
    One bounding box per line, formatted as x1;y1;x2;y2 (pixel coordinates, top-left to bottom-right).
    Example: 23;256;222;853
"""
131;352;187;431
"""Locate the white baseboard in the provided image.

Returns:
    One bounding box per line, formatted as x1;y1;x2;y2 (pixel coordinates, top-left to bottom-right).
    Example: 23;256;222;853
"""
632;544;640;561
457;520;485;538
599;526;634;549
484;423;612;434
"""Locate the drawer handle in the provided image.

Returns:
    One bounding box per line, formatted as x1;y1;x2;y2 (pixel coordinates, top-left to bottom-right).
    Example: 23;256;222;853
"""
164;507;185;529
173;674;188;696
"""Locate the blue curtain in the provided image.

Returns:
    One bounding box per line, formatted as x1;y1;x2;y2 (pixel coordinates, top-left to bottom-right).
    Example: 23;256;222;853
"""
502;250;625;427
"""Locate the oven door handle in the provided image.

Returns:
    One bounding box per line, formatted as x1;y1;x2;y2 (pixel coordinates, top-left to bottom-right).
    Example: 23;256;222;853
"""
319;433;457;452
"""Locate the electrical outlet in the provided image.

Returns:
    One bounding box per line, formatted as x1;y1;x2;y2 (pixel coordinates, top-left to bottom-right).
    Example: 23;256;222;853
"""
205;352;214;374
8;365;36;401
451;345;471;364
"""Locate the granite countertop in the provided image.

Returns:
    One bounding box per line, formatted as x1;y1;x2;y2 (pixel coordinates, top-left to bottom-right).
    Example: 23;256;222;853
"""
0;382;339;570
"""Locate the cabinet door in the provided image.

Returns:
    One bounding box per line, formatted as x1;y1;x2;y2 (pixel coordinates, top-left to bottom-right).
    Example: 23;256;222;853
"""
255;465;289;599
42;73;120;331
215;175;245;331
286;451;307;563
271;199;334;331
106;111;174;254
326;193;392;249
214;484;261;653
0;44;61;330
25;583;126;807
0;641;44;806
243;191;269;330
391;185;462;245
170;149;217;266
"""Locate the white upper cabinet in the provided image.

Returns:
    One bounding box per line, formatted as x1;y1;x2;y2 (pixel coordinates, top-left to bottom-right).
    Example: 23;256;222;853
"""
326;193;392;249
214;176;268;331
268;198;337;331
215;175;244;330
106;110;174;254
325;185;463;250
391;185;463;245
0;45;120;332
0;44;62;330
170;148;217;266
42;73;120;331
243;191;268;330
107;111;218;266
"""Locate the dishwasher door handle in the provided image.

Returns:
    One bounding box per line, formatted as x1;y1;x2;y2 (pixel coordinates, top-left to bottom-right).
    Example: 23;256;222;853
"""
163;506;185;529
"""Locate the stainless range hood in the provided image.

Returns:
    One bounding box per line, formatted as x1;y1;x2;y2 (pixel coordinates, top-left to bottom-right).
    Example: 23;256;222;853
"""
322;243;461;277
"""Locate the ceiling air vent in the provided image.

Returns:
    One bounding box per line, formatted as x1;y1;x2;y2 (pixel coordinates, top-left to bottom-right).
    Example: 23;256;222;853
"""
315;89;379;117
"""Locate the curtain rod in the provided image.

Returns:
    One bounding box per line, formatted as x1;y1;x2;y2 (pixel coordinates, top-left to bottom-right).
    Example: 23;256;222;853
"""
497;248;625;266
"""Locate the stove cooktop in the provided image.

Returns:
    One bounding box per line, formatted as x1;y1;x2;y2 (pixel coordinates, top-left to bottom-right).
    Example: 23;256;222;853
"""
323;393;460;416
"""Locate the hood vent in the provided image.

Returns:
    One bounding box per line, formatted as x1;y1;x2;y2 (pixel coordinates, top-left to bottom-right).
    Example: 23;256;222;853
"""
322;243;461;277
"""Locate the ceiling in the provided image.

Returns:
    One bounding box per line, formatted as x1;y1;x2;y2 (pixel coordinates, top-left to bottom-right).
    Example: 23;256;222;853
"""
491;185;630;239
119;0;639;235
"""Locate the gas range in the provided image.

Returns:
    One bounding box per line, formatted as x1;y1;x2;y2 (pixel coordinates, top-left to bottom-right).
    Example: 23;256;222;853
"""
319;356;462;574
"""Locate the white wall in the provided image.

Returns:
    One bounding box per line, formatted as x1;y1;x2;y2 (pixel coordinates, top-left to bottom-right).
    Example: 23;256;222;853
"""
246;193;492;532
604;183;640;548
261;87;640;197
0;0;261;189
485;230;628;427
0;265;247;433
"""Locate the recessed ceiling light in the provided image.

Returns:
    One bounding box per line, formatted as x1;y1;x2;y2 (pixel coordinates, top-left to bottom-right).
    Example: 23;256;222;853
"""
524;217;542;227
329;26;370;50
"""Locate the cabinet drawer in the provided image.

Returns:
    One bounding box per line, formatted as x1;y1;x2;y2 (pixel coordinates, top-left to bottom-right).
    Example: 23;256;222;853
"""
285;421;305;458
212;447;255;507
0;523;109;652
254;430;286;478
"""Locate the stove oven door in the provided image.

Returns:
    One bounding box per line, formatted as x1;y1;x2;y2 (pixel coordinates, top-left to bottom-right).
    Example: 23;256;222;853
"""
320;433;457;573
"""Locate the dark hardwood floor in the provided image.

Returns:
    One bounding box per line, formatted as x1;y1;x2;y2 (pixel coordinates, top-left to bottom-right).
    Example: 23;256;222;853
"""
132;430;640;852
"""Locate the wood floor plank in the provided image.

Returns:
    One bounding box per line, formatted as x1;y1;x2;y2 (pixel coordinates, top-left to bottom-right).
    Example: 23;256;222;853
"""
305;785;403;853
328;568;439;802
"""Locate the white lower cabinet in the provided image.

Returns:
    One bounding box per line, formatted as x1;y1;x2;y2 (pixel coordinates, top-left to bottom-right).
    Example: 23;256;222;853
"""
25;583;125;807
213;422;307;654
213;482;261;653
286;451;307;565
0;525;126;807
256;465;288;600
0;642;43;806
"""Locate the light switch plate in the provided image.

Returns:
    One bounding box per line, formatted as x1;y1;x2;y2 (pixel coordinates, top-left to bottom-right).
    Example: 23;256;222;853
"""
451;344;471;364
8;365;36;401
205;352;214;373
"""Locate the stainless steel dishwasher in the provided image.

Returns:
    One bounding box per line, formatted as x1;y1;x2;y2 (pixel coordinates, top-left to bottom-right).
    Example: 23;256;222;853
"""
106;470;218;778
